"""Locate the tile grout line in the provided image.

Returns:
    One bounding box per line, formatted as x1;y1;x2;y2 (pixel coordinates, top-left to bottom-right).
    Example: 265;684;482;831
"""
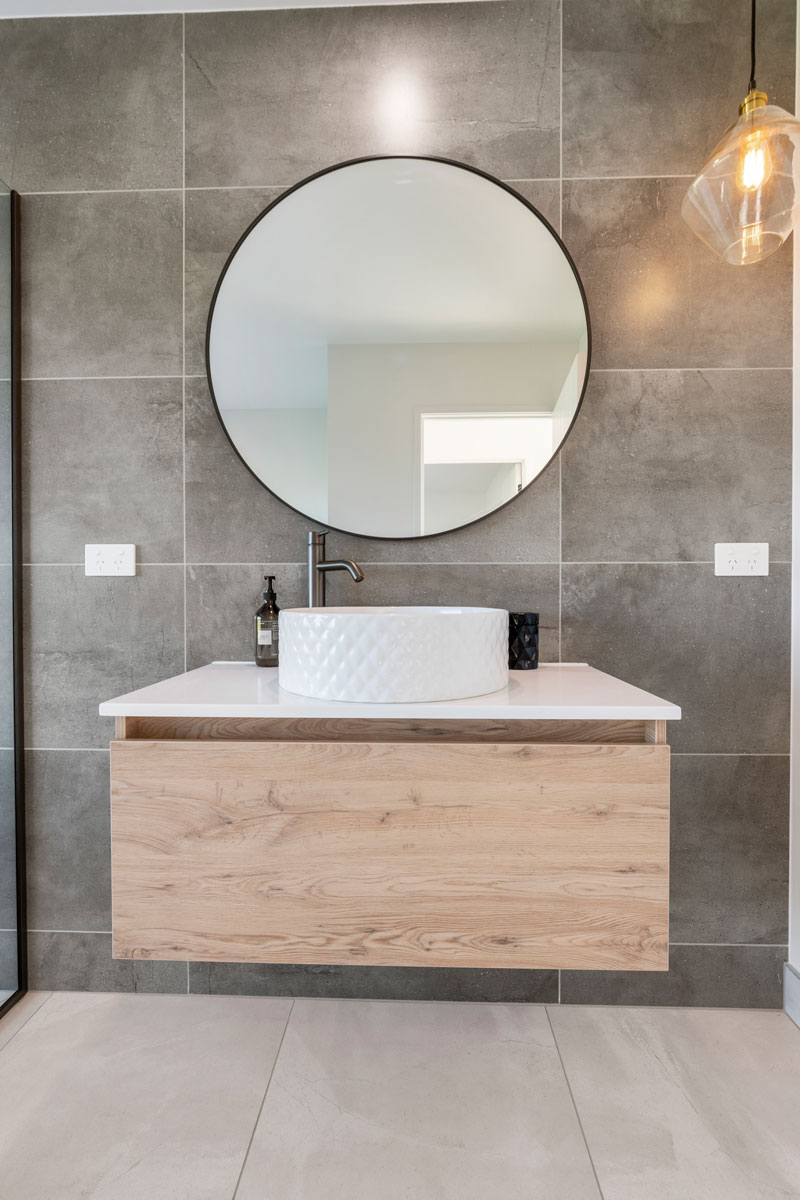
231;998;296;1200
18;175;702;198
21;368;794;383
0;993;55;1056
20;561;793;567
545;1006;606;1199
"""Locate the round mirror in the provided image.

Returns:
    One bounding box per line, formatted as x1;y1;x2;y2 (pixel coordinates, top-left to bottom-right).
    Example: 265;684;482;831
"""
207;156;590;540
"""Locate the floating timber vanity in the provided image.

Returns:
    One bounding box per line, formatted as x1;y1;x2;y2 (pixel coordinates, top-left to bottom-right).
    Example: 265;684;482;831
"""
100;662;680;973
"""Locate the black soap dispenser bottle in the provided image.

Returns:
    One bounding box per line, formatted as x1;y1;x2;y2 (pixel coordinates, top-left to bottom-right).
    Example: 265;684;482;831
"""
254;575;280;668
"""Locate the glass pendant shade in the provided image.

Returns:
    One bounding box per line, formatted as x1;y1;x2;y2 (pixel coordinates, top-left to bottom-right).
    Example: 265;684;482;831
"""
682;96;800;265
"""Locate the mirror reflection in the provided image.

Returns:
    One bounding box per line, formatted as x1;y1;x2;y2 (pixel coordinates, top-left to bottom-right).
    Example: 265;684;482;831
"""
208;157;589;539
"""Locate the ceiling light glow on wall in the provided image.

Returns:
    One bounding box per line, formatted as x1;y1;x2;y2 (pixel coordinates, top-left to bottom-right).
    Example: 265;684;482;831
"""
681;0;800;265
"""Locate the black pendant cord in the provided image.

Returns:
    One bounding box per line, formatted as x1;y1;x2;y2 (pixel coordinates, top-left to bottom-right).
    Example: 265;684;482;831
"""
749;0;757;91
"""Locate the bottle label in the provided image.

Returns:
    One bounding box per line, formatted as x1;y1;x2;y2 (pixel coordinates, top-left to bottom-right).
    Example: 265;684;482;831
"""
257;618;272;647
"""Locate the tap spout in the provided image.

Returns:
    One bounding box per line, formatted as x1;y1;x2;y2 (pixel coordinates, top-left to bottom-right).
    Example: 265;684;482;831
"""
317;559;365;583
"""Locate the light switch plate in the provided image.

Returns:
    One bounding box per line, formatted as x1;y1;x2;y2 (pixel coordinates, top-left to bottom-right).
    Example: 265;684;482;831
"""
85;544;136;576
714;542;769;576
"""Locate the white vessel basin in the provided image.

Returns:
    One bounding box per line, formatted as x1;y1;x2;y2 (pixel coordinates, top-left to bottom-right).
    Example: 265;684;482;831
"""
279;606;509;703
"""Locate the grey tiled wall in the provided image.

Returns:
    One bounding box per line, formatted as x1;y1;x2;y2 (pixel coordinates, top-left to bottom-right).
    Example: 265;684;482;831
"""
1;0;793;1007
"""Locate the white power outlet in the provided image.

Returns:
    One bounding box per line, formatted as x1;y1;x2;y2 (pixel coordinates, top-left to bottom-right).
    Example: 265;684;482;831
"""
714;542;769;576
85;544;136;577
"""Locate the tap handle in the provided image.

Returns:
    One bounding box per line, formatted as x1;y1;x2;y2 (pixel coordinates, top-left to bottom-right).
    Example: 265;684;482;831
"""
308;529;329;545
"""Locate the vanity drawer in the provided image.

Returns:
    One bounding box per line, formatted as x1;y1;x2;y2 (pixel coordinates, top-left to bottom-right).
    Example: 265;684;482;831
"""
110;738;669;972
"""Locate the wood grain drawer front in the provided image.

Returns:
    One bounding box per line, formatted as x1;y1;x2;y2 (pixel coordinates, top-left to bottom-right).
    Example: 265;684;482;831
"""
110;739;670;971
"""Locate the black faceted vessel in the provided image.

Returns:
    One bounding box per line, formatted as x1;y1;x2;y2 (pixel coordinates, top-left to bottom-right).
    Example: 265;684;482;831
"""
508;612;539;670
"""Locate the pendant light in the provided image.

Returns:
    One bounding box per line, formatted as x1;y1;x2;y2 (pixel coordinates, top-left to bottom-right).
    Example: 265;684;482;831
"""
681;0;800;265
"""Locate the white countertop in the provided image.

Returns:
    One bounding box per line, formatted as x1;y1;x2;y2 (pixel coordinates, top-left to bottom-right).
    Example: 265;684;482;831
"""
99;662;681;721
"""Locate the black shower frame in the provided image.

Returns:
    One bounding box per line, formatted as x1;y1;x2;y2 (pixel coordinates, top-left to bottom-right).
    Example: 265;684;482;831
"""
1;190;26;1020
205;154;592;542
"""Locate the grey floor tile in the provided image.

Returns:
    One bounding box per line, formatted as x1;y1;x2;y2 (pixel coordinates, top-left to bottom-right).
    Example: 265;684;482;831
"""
185;376;312;564
563;0;795;179
185;1;560;188
325;455;560;564
560;944;787;1008
186;563;305;669
549;1004;800;1198
561;563;790;753
237;998;600;1199
325;562;559;659
22;191;182;379
0;15;182;193
186;186;283;376
24;565;184;749
0;991;292;1199
189;961;558;1003
562;370;792;562
27;932;187;994
25;750;111;933
563;178;792;369
22;378;184;564
670;755;789;946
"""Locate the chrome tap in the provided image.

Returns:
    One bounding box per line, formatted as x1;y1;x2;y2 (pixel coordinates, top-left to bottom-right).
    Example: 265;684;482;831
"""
307;530;364;607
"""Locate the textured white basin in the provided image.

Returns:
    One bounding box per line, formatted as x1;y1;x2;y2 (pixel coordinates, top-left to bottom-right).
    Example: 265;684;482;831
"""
278;606;509;703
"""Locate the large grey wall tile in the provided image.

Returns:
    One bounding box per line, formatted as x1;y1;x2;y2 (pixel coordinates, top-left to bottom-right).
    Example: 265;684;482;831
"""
563;0;795;178
671;754;789;945
563;178;792;368
326;457;560;564
28;931;185;992
561;564;790;753
23;379;183;564
0;16;182;192
326;563;560;660
186;563;305;669
186;187;283;376
26;750;111;933
189;961;557;1002
505;179;561;233
0;381;11;566
0;928;18;996
24;565;184;749
0;565;12;748
22;192;182;379
0;749;17;932
561;944;786;1008
185;376;312;563
185;0;560;188
562;370;792;562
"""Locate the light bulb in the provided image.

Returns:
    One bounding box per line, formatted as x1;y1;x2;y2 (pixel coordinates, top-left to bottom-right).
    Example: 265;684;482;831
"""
736;131;773;191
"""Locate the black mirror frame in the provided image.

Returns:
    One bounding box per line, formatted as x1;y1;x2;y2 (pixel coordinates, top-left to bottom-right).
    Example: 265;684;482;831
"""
205;154;592;543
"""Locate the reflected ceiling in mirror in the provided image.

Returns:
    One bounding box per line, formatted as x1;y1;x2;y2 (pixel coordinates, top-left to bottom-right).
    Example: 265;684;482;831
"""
207;157;590;539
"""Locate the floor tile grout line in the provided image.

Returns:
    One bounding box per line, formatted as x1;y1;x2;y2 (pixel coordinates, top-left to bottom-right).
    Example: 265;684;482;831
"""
0;993;55;1056
231;998;295;1200
545;1006;606;1199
